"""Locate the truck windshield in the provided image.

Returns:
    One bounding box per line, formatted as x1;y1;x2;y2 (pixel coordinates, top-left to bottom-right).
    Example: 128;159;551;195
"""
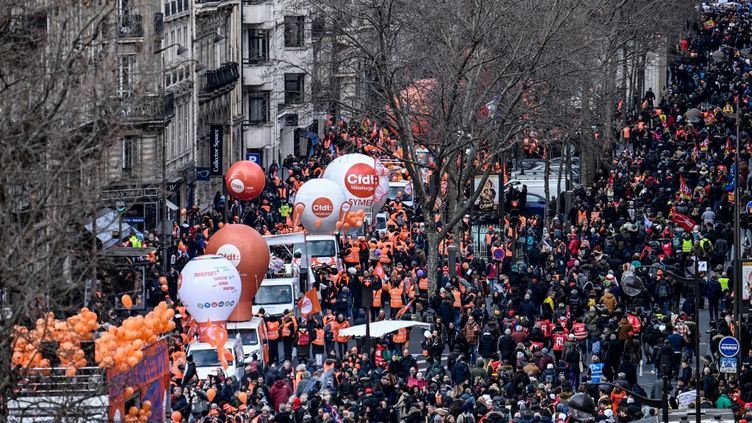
254;285;293;305
296;240;335;257
388;186;413;202
228;329;259;346
190;349;233;367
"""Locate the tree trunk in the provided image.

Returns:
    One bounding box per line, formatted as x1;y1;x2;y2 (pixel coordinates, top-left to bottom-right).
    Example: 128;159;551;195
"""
425;226;440;295
544;141;551;225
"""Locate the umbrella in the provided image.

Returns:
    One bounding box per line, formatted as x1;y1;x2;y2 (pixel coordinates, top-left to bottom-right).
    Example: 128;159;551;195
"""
686;108;703;123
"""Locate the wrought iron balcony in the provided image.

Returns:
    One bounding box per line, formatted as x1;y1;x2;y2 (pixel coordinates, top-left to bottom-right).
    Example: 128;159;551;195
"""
199;62;239;96
118;93;175;124
118;14;144;38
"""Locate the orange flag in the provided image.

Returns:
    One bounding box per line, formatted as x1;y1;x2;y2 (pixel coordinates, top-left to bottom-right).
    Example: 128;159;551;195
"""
373;262;386;280
297;288;321;318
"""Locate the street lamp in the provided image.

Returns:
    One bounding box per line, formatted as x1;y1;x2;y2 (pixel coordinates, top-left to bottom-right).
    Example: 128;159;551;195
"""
634;264;701;423
154;43;187;276
712;47;747;371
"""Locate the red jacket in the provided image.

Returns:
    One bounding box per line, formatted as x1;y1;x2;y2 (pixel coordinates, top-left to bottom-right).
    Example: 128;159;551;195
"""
270;379;293;412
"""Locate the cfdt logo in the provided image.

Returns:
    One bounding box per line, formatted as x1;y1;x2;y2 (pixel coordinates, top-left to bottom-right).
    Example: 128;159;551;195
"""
229;178;245;194
312;197;334;218
344;163;378;198
217;244;242;267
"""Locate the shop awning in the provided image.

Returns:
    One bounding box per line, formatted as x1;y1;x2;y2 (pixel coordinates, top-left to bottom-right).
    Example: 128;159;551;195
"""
165;200;179;211
84;209;143;249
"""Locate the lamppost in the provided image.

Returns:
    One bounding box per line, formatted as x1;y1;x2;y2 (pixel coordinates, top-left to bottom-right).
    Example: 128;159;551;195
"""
713;47;748;371
154;42;187;275
633;264;701;423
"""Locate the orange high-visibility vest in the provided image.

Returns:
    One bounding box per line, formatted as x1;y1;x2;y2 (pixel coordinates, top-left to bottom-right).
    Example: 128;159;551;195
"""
453;290;461;308
312;328;325;346
577;210;587;225
267;321;280;341
281;315;297;337
345;246;360;263
334;321;351;343
392;327;408;344
389;285;404;308
419;277;428;291
373;290;382;307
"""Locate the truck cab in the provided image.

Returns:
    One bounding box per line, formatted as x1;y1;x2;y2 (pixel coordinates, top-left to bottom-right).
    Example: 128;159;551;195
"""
251;278;298;317
297;234;342;272
227;317;269;364
186;339;245;381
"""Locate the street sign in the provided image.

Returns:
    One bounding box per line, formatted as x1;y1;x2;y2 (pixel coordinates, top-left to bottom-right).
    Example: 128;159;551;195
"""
720;357;737;373
115;200;127;214
746;200;752;213
719;336;740;357
245;151;262;164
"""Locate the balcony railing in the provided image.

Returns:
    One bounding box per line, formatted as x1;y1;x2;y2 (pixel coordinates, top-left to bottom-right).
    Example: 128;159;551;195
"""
199;62;239;96
118;93;175;122
118;14;144;38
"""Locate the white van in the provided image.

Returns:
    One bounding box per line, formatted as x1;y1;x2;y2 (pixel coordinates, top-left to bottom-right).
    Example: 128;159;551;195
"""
297;235;342;271
186;339;245;381
251;278;299;317
227;317;269;364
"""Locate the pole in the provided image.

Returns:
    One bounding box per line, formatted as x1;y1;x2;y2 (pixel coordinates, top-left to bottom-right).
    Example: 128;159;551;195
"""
694;258;701;423
734;94;743;373
662;375;670;423
161;53;169;276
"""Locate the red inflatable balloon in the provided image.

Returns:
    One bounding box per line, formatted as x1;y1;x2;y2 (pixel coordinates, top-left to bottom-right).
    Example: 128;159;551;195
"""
205;224;270;321
225;161;265;201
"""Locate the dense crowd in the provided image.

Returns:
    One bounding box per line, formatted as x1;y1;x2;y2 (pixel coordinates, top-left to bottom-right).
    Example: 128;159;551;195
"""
105;2;752;422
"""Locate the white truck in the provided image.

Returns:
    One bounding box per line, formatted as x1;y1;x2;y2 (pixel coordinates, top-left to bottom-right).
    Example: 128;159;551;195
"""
250;232;313;318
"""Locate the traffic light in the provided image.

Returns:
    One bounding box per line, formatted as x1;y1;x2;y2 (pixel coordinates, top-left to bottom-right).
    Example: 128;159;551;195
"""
510;200;520;225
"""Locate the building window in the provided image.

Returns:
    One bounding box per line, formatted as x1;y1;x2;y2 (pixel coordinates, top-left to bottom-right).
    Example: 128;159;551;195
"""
248;29;268;64
183;103;189;153
117;55;135;97
284;16;304;48
122;136;137;176
248;91;269;124
164;2;170;16
284;73;304;104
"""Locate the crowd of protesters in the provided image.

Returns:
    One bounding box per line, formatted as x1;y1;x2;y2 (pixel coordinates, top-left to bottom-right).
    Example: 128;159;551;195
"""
101;2;752;422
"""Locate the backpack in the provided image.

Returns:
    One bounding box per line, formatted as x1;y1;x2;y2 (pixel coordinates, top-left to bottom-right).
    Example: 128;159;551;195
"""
298;330;310;346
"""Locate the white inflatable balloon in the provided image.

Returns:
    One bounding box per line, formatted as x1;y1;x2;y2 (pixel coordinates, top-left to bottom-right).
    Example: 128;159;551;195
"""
178;255;242;323
322;153;389;213
294;179;346;234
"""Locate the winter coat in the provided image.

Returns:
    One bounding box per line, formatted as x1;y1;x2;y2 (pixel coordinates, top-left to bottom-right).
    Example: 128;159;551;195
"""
478;333;497;358
270;379;293;412
600;293;618;313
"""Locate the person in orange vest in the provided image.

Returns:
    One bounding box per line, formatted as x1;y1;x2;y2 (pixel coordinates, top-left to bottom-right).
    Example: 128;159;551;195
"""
311;321;326;366
266;315;281;364
389;281;404;318
332;314;351;358
391;327;408;355
322;310;336;356
280;309;297;361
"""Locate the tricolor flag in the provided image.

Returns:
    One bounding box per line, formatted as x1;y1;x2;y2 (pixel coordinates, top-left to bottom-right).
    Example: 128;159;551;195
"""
297;288;322;318
644;215;652;230
679;175;692;200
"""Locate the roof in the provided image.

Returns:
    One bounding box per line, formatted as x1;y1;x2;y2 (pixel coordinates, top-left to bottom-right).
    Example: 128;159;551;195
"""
306;234;337;241
227;317;264;330
337;320;431;338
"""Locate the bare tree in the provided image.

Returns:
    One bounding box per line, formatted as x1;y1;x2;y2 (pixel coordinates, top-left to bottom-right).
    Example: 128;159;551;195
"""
309;0;598;292
0;0;123;418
